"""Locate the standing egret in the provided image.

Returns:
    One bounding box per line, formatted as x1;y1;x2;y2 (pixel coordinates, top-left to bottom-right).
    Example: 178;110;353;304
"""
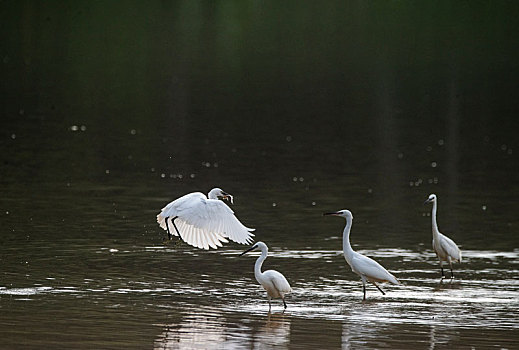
424;194;462;279
240;241;292;311
324;210;400;300
156;188;254;250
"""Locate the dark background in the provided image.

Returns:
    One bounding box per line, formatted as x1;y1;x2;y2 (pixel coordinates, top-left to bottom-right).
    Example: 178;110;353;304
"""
2;1;518;247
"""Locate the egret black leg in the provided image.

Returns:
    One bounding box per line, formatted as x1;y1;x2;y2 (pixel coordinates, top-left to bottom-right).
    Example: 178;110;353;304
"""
283;298;287;309
450;264;454;279
362;284;366;301
165;217;173;240
171;216;183;241
268;298;272;312
440;266;445;278
373;283;386;295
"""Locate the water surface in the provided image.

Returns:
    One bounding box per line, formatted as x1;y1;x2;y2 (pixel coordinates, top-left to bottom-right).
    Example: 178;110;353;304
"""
1;1;518;349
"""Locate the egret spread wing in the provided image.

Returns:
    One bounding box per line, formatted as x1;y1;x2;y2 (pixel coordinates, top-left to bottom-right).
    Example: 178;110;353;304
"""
157;192;254;249
351;254;399;284
157;192;205;232
157;193;204;222
173;218;229;250
192;199;255;244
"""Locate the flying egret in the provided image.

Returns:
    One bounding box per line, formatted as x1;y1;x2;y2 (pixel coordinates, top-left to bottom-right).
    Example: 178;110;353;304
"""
324;210;400;300
424;194;462;279
240;241;292;311
156;188;254;250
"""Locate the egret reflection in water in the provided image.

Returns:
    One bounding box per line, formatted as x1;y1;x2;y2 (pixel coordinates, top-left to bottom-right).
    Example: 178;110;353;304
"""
253;312;291;348
153;307;291;349
155;308;229;349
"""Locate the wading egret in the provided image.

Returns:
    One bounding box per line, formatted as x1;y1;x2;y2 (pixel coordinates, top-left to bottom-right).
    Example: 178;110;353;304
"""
324;210;400;300
424;194;462;278
240;241;292;311
157;188;254;250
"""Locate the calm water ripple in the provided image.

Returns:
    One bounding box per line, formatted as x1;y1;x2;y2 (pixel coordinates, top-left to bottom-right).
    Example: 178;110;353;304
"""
1;240;518;348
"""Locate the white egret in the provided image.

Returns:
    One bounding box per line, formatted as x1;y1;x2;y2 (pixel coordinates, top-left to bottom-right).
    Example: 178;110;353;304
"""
240;241;292;311
424;194;462;278
156;188;254;250
324;210;400;300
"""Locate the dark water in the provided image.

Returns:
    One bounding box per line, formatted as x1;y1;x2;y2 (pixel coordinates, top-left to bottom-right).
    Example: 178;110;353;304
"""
1;1;519;349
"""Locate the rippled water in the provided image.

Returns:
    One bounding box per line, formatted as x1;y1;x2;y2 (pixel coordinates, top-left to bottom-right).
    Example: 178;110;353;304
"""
2;1;519;349
1;194;518;349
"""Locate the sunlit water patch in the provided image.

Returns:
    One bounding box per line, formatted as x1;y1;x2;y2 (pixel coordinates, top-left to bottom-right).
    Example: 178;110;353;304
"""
1;242;518;348
0;286;53;296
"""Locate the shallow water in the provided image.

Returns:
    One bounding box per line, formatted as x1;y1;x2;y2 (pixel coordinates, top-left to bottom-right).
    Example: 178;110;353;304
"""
1;1;519;349
1;230;518;349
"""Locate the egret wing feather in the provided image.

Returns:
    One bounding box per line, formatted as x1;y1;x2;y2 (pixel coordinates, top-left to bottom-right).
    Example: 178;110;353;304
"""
264;270;292;297
157;192;205;232
439;233;462;262
159;192;205;218
268;271;292;294
206;231;218;250
192;199;255;244
350;254;399;284
177;219;229;250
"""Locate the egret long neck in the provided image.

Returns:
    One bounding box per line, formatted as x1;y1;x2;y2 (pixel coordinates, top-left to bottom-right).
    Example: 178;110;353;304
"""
254;250;267;281
342;217;355;264
431;200;440;235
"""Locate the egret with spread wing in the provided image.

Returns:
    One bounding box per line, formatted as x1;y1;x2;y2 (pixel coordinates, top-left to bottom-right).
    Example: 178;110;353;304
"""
240;241;292;311
324;210;400;300
424;194;462;279
157;188;254;250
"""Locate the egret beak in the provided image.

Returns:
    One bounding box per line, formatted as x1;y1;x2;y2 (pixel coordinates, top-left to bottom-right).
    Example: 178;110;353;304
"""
423;199;432;205
221;192;234;205
239;244;258;256
323;212;340;216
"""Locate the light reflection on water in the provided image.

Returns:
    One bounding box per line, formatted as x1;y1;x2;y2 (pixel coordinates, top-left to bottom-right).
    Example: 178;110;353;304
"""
154;307;292;349
1;245;517;348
